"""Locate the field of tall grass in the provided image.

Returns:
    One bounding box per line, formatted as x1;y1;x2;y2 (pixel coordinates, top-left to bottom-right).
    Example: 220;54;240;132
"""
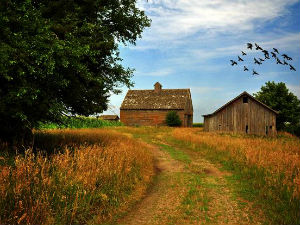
172;128;300;225
0;129;154;225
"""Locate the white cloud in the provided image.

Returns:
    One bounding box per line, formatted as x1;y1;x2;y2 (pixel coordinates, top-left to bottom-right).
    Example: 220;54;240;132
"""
135;68;173;76
249;32;300;52
138;0;298;44
175;32;300;60
127;1;300;76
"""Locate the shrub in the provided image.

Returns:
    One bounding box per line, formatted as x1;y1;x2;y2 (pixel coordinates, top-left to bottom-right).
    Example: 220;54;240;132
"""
165;111;182;127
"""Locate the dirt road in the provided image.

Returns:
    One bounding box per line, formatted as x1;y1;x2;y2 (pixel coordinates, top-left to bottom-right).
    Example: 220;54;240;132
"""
117;131;264;225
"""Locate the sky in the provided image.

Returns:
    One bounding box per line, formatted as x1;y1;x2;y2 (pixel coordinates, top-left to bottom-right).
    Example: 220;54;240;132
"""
104;0;300;122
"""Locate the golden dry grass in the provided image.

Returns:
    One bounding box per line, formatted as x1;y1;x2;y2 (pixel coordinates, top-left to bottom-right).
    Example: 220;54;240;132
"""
0;129;154;225
172;128;300;200
169;128;300;224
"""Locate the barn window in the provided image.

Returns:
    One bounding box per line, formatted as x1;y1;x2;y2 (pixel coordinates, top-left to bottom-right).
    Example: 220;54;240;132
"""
269;125;272;130
243;96;248;103
245;125;248;134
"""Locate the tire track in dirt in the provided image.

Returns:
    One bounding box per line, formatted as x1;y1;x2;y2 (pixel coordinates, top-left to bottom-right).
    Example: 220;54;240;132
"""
117;135;265;225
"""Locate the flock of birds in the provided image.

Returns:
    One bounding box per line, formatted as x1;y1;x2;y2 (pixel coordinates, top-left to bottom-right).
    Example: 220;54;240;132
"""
230;43;296;75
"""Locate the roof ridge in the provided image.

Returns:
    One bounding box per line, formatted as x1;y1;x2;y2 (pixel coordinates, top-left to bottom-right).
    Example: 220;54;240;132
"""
128;88;190;91
202;91;278;117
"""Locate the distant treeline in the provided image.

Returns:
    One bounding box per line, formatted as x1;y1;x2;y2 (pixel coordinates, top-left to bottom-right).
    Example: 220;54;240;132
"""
192;123;203;127
37;116;123;129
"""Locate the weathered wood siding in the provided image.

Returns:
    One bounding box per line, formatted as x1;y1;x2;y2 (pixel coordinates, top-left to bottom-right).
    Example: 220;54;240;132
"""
204;96;276;136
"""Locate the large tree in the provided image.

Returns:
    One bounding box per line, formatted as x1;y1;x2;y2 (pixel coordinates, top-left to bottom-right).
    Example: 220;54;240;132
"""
253;81;300;134
0;0;150;143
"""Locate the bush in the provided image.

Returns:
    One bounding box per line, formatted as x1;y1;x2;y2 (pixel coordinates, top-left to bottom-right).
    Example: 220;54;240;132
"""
165;111;182;127
284;123;300;137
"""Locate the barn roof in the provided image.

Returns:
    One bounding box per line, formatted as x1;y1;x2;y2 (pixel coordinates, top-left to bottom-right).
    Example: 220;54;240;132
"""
120;85;191;110
203;91;278;117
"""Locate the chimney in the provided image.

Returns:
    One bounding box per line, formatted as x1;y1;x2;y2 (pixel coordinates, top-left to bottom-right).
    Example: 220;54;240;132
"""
154;82;162;93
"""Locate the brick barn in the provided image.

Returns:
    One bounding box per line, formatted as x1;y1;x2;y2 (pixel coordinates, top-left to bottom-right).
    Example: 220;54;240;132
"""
203;91;278;136
120;82;193;127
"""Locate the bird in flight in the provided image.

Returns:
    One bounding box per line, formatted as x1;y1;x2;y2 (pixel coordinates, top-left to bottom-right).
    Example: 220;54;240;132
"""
230;42;295;76
255;43;263;51
289;64;296;71
247;43;253;50
282;54;292;60
254;58;262;65
271;52;276;58
253;70;259;75
276;58;283;65
262;50;269;58
230;60;237;66
273;48;279;54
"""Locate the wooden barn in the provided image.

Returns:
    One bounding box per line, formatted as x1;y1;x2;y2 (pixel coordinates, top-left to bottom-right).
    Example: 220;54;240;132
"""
120;82;193;127
203;91;278;136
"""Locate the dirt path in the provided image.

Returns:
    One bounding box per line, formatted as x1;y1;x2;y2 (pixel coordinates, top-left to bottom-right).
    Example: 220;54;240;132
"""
118;145;187;225
117;132;264;225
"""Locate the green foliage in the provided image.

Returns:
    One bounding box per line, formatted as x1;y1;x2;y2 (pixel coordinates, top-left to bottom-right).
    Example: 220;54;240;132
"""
192;123;203;127
253;81;300;135
37;116;122;129
0;0;150;143
165;111;182;127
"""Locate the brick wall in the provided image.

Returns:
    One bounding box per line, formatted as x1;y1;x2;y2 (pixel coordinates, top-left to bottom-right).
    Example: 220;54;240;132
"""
120;109;186;126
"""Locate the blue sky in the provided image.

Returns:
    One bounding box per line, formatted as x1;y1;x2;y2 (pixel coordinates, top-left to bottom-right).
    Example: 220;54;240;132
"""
104;0;300;122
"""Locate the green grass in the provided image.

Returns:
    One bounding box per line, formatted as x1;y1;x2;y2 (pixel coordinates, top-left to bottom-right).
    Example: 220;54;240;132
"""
37;116;123;129
156;143;191;164
181;174;210;222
